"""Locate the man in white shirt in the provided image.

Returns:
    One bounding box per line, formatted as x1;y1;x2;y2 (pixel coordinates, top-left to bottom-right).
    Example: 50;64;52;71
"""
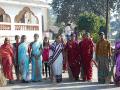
65;23;72;41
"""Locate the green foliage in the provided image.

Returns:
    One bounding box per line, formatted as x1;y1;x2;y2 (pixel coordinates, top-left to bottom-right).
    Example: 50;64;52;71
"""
77;12;99;33
92;33;99;43
99;17;106;27
52;0;118;24
58;27;64;34
77;12;106;43
55;22;65;35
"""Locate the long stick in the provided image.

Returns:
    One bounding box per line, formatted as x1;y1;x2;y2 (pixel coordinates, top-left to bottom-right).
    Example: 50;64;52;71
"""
92;59;98;68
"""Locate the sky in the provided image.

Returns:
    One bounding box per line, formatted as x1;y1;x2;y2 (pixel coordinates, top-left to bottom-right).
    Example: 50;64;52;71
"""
47;0;52;2
40;0;52;3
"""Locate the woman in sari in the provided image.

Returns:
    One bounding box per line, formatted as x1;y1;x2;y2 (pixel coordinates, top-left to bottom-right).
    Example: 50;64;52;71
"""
65;34;80;81
48;34;64;83
0;47;7;86
62;38;67;73
30;34;42;82
114;36;120;86
79;33;94;82
0;37;14;84
96;32;112;84
18;35;30;83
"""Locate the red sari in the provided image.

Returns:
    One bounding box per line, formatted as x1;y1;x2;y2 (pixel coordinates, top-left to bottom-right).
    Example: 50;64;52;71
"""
63;43;67;72
79;38;94;81
0;44;14;80
66;40;80;80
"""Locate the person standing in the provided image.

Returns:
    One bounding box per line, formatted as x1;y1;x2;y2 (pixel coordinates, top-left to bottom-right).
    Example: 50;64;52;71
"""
65;34;80;80
13;35;21;80
80;33;94;82
29;34;43;82
96;32;112;84
114;35;120;86
42;37;50;79
48;34;64;83
62;38;67;73
65;23;72;41
18;35;30;83
74;27;79;41
0;37;14;84
0;53;7;86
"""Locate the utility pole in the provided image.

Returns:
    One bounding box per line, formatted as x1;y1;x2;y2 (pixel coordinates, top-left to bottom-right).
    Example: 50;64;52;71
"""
105;0;109;38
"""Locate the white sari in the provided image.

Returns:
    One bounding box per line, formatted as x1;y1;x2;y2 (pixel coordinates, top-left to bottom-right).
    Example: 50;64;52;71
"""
49;42;64;82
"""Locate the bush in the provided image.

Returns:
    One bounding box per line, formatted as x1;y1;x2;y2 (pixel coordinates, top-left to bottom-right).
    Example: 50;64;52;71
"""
77;12;106;43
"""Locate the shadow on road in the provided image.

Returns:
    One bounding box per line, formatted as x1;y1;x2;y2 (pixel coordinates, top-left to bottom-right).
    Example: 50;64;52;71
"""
10;79;118;90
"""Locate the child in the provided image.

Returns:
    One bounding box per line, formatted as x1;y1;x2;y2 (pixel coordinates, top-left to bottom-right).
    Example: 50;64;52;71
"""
42;37;50;79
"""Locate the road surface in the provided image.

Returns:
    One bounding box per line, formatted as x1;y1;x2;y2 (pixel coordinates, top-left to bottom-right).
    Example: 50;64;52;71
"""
0;66;120;90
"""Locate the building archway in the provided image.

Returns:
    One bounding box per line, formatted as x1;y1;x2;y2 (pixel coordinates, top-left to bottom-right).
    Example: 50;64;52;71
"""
0;7;11;22
15;7;39;24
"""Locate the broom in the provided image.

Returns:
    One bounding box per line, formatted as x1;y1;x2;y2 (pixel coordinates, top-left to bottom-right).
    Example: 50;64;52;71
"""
92;59;98;68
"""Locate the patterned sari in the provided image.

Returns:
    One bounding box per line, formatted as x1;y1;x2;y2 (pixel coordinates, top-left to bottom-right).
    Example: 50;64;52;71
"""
96;39;112;84
18;42;30;81
30;41;42;81
48;41;64;83
115;40;120;86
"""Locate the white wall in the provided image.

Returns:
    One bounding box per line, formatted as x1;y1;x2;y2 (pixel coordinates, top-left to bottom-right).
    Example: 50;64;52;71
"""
0;2;43;43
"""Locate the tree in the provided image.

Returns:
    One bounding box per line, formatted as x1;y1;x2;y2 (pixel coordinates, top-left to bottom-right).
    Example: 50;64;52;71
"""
52;0;118;24
77;12;99;33
77;12;106;42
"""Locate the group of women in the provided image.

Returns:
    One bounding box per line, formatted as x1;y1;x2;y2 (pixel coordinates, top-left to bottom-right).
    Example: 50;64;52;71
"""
0;31;120;87
0;34;46;86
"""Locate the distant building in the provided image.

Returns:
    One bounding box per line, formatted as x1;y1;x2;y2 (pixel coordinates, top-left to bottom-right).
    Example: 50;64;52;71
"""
0;0;49;43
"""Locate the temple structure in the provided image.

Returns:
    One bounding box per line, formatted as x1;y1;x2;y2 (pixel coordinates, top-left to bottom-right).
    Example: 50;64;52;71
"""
0;0;49;43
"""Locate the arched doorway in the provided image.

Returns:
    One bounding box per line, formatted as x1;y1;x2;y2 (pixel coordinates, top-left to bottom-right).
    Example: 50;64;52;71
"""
0;7;11;22
0;7;11;30
15;7;39;31
15;7;39;24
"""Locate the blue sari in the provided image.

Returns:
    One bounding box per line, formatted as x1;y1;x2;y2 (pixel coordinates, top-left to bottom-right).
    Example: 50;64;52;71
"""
18;42;30;81
31;41;42;81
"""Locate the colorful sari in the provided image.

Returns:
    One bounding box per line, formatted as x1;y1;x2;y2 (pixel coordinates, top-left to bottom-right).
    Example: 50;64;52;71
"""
30;41;42;81
66;40;80;80
96;39;112;84
48;41;64;83
0;44;14;80
80;38;94;81
115;40;120;86
18;42;30;81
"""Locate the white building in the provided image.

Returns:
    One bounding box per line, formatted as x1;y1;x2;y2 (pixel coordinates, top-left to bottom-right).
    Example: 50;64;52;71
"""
0;0;49;43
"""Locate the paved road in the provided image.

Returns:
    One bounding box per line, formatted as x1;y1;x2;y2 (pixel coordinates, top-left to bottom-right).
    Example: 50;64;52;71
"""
0;66;120;90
